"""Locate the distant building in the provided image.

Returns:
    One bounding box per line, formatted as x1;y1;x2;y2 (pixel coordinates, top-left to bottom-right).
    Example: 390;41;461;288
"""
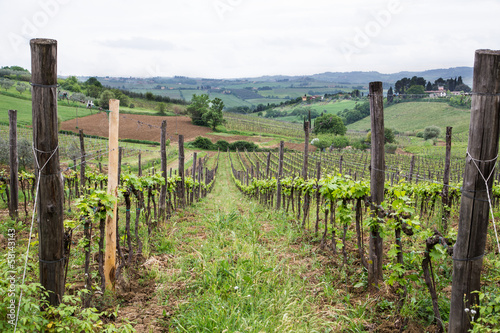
425;86;447;98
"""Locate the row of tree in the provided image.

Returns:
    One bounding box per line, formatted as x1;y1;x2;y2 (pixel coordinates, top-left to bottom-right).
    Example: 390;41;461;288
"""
394;76;471;94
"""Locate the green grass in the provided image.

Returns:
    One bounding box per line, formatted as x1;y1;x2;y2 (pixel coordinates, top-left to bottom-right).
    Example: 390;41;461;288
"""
347;101;471;135
0;93;96;126
309;99;358;115
151;155;335;332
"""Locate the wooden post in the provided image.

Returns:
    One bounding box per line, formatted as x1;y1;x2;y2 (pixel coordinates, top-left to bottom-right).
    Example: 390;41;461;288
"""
315;161;321;235
197;157;202;200
9;110;18;219
266;152;271;178
276;141;284;210
302;121;310;228
303;121;309;179
191;152;197;203
449;50;500;333
441;126;452;233
118;147;123;182
105;99;120;291
79;129;86;194
178;135;185;207
31;38;65;306
368;81;385;289
159;120;167;222
138;150;142;177
408;155;415;183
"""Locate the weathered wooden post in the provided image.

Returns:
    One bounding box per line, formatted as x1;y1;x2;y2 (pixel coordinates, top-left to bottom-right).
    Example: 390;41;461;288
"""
159;120;167;222
178;135;185;207
302;121;309;179
105;99;120;291
191;152;197;203
368;81;385;289
449;50;500;333
197;156;202;200
79;129;86;193
408;155;415;183
276;141;284;210
315;161;321;236
301;122;311;228
138;150;142;177
266;152;271;178
9;110;18;219
31;38;65;306
441;126;452;233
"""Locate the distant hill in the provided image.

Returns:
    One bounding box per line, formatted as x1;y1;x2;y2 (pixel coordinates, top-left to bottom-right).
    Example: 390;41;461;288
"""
250;67;473;87
73;67;473;109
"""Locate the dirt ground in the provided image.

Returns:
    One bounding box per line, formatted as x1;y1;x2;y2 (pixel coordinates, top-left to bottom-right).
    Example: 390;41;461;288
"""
60;113;315;151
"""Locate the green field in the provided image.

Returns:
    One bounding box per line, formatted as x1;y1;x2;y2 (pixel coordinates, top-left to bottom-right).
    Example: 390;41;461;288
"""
347;101;471;135
0;93;95;126
309;99;358;115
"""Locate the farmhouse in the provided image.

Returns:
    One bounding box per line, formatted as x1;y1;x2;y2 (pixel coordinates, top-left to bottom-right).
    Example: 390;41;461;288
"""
425;86;447;98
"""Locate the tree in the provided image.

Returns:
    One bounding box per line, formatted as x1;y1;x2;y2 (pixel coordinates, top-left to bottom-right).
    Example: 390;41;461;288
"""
145;92;154;100
313;113;346;135
423;125;441;140
426;82;433;91
70;92;86;102
387;87;394;103
384;128;395;144
84;77;103;98
406;85;426;96
157;102;167;115
202;97;226;130
454;83;471;93
187;94;210;126
1;78;14;91
16;82;27;95
99;90;115;109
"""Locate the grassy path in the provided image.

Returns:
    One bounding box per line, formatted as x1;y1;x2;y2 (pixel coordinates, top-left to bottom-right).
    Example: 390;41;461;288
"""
128;152;343;332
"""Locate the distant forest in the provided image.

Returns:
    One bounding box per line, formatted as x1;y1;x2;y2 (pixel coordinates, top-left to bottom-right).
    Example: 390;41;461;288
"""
394;76;471;94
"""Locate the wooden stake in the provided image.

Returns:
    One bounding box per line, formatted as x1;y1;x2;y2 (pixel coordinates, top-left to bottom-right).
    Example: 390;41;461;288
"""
9;110;18;219
178;135;185;207
266;152;271;178
441;126;452;233
138;150;142;177
449;50;500;333
31;38;65;306
191;152;197;203
105;99;120;291
79;129;86;194
303;121;309;179
159;120;167;222
368;81;385;289
276;141;284;210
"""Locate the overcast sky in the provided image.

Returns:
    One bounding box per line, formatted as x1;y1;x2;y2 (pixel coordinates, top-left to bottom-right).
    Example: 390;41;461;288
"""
1;0;499;79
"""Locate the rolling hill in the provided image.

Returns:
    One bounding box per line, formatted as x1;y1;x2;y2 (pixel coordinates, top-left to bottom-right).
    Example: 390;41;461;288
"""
347;101;471;135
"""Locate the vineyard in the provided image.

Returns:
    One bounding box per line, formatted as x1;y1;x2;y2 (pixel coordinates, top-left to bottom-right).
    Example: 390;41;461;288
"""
3;138;500;331
2;43;500;332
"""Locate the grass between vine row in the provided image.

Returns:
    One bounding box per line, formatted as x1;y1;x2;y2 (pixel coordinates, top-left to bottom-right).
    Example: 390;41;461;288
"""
136;154;396;332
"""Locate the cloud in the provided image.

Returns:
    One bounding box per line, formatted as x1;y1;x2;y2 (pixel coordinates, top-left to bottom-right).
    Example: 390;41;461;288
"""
99;36;175;51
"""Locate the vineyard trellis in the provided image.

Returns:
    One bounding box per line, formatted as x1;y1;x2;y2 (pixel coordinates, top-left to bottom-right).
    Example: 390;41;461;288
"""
228;81;500;331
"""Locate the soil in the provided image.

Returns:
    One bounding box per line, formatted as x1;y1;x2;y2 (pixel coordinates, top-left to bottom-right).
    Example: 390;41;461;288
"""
60;113;316;152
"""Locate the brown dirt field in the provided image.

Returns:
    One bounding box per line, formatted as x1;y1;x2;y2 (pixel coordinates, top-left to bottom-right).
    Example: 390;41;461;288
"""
60;113;315;151
60;114;212;144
